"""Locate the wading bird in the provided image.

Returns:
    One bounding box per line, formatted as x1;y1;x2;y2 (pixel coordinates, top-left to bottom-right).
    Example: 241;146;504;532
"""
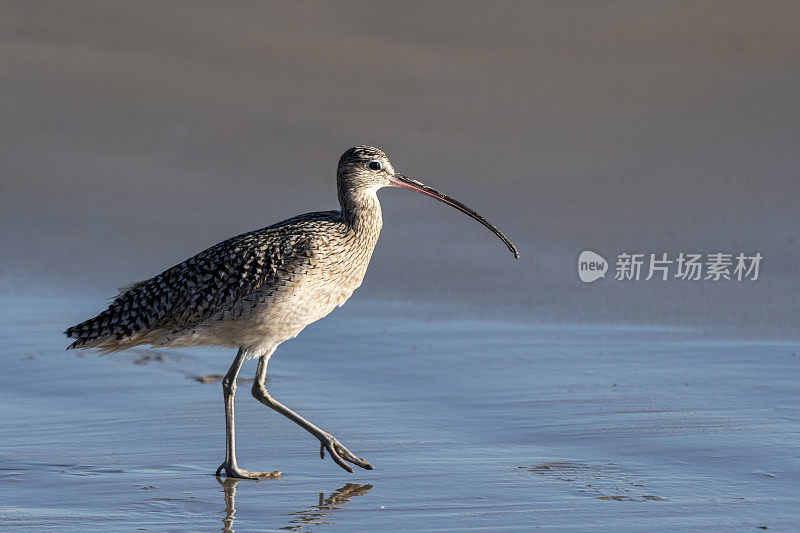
65;146;518;478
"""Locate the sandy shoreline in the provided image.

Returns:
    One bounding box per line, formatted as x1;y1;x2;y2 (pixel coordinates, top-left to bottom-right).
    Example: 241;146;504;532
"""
1;2;799;529
0;296;797;530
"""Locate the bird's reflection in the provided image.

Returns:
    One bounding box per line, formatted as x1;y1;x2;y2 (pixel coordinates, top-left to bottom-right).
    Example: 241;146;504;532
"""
281;482;373;531
217;476;372;533
217;477;240;533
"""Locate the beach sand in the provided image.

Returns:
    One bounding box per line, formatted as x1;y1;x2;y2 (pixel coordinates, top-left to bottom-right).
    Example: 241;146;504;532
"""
1;296;798;530
1;1;799;530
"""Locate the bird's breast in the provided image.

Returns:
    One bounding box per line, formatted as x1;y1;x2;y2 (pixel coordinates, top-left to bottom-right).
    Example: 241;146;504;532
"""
234;227;380;349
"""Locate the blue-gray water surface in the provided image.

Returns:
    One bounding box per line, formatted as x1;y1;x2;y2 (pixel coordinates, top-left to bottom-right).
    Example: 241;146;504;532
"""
2;2;800;530
1;297;798;531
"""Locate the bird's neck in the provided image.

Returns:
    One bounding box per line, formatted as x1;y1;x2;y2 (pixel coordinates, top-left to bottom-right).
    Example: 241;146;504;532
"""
339;187;383;237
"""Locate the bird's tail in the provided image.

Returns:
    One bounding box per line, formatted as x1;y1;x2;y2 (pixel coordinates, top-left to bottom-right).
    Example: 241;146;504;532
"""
64;307;122;351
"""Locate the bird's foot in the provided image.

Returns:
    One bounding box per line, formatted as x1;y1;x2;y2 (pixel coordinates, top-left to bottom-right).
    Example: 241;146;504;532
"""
318;434;374;473
215;461;281;480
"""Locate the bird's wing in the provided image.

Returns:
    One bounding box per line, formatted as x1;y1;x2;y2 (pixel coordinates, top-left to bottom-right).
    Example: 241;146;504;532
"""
164;227;315;328
64;213;335;349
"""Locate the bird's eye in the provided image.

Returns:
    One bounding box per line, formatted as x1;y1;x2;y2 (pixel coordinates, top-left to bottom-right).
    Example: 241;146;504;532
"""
368;161;382;171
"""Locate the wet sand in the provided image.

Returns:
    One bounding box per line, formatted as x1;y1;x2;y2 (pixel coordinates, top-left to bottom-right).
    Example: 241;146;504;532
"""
1;296;798;530
1;1;799;530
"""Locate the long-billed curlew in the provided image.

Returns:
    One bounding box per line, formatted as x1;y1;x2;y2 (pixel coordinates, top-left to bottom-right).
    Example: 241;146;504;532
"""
65;146;518;478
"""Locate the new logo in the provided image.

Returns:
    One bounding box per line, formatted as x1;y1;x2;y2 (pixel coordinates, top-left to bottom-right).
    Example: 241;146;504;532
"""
578;250;608;283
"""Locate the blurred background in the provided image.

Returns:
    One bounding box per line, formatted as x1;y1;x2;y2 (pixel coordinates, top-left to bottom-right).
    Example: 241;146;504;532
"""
1;1;798;338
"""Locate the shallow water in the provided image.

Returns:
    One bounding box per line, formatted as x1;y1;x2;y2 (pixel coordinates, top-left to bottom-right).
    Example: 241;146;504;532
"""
1;296;798;531
1;3;799;529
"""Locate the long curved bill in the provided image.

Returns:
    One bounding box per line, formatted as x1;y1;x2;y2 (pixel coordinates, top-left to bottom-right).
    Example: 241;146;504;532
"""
390;174;519;259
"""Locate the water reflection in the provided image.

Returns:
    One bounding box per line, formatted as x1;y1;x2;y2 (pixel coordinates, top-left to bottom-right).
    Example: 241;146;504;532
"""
281;482;373;531
217;477;240;533
216;477;372;533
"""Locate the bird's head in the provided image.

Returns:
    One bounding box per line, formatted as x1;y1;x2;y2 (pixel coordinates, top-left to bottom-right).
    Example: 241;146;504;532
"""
337;146;396;193
337;145;519;259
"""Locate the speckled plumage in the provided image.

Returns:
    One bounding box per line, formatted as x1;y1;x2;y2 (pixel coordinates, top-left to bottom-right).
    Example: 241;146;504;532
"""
66;170;383;358
65;145;517;477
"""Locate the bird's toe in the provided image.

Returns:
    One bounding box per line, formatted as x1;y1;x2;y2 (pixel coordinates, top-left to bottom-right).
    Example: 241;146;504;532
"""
216;462;281;480
319;435;372;472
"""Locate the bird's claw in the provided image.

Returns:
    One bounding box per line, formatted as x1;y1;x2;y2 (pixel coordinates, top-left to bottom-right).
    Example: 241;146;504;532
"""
319;435;373;473
215;461;281;480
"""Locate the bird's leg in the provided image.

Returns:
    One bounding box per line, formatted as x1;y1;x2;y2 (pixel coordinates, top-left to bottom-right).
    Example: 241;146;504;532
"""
215;348;280;480
251;354;373;473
